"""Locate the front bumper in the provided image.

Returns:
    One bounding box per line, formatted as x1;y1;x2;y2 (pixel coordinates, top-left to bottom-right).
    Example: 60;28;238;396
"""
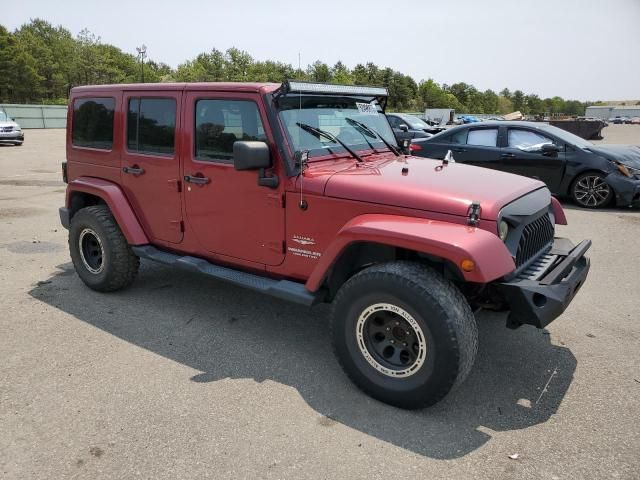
497;238;591;329
0;132;24;143
607;173;640;207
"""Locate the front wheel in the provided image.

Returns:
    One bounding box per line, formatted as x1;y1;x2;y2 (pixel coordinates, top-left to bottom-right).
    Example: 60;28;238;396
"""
571;172;613;208
330;261;478;409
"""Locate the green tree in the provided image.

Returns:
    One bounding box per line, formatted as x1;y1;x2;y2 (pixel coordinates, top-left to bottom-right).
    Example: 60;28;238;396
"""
331;61;353;84
307;60;331;82
512;90;526;112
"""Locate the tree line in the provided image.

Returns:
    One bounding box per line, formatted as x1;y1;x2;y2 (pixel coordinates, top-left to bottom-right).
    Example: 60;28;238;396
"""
0;19;591;115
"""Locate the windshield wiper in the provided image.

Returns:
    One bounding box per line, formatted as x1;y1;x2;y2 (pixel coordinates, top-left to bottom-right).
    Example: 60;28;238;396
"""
345;117;400;156
296;122;363;162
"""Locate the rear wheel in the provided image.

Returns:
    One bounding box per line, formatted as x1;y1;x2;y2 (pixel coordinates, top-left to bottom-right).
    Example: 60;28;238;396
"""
69;205;139;292
571;172;613;208
330;261;478;409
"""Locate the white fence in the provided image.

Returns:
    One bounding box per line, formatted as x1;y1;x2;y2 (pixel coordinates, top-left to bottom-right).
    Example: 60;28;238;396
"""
0;104;67;129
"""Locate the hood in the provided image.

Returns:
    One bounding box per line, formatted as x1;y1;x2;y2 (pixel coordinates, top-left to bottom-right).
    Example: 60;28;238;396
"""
322;155;546;220
586;144;640;168
0;120;20;128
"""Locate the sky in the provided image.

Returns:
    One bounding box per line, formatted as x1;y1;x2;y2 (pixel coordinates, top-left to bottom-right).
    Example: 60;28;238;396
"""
4;0;640;101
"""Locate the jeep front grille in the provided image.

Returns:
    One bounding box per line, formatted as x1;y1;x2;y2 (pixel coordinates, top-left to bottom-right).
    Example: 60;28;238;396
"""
515;214;554;267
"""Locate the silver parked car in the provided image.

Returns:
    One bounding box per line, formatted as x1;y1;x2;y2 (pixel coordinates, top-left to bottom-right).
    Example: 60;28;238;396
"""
0;108;24;146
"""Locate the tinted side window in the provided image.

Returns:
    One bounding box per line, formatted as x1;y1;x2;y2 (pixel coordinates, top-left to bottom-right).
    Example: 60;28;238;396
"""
72;97;115;149
127;98;176;155
450;129;468;144
508;129;554;149
195;100;266;161
467;128;498;147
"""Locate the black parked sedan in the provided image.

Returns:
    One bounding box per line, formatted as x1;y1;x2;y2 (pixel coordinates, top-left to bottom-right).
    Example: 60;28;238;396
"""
411;121;640;208
386;113;444;144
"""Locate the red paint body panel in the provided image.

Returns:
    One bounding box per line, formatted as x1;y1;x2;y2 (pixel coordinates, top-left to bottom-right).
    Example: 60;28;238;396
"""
268;192;499;283
551;196;568;225
305;214;515;290
180;90;286;266
119;90;184;244
322;155;545;220
65;177;149;245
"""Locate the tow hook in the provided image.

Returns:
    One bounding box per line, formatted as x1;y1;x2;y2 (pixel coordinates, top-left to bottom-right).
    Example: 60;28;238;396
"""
467;201;481;226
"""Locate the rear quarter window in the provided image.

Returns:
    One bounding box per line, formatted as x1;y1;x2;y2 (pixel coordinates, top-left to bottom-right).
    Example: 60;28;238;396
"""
438;129;467;144
467;128;498;147
72;97;115;149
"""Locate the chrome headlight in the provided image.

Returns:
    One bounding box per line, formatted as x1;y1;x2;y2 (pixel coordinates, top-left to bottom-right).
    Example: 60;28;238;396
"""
498;220;509;241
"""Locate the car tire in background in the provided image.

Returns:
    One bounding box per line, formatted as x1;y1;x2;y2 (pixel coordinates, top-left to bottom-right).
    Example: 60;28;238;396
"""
571;172;614;208
330;261;478;409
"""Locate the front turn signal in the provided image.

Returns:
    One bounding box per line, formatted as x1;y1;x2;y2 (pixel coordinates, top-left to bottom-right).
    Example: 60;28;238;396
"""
461;259;475;272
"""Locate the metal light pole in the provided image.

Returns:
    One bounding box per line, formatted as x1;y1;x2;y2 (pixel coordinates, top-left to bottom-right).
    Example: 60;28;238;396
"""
136;45;147;83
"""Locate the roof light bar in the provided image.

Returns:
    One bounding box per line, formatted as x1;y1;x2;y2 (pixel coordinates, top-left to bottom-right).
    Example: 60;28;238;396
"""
282;80;388;98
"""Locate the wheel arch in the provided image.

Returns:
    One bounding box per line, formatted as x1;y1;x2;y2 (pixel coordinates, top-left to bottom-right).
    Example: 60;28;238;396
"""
65;177;148;245
305;214;516;294
323;241;464;301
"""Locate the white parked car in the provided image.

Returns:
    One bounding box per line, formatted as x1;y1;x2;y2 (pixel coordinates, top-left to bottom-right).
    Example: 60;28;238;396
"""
0;108;24;146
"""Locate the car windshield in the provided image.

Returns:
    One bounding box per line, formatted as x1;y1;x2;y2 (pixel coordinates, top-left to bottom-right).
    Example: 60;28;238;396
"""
277;95;397;160
0;111;9;122
539;124;593;148
399;114;429;130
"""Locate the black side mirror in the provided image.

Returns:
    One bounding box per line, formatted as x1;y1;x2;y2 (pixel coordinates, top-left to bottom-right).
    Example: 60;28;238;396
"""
233;141;271;170
541;143;560;156
233;141;278;188
398;124;409;132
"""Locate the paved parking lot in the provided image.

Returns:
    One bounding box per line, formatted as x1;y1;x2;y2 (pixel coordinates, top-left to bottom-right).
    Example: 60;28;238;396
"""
1;127;639;479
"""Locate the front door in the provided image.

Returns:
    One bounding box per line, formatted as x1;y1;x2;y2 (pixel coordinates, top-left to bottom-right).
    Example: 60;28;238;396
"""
182;91;285;266
120;91;183;244
499;127;565;192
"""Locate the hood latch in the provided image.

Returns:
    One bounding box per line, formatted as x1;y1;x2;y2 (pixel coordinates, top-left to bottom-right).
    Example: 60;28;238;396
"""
467;201;481;226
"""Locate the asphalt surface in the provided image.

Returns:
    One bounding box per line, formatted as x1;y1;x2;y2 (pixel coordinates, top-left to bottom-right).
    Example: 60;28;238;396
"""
1;126;639;479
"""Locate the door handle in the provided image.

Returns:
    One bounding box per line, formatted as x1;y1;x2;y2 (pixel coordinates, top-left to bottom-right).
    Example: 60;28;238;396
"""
184;174;210;185
500;153;515;159
452;148;466;153
123;165;145;175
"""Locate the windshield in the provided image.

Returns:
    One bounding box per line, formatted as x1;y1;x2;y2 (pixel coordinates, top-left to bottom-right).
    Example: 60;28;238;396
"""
277;95;397;160
399;114;429;130
540;124;592;148
0;110;9;122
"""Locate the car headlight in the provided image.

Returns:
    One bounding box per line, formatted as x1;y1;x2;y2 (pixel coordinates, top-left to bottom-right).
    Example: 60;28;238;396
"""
498;220;509;241
617;162;640;178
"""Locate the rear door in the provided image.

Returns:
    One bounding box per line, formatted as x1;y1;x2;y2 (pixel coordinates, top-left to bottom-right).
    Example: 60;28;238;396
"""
448;127;502;168
499;127;565;192
181;91;285;266
120;91;183;244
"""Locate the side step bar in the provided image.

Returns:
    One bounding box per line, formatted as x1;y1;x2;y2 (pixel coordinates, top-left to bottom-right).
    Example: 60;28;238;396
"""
131;245;322;306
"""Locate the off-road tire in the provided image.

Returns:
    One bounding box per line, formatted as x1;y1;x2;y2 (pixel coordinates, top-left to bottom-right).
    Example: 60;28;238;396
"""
330;261;478;409
69;205;139;292
571;172;614;208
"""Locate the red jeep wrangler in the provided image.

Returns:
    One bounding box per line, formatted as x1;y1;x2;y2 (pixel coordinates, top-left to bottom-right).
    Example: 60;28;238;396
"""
60;81;590;408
